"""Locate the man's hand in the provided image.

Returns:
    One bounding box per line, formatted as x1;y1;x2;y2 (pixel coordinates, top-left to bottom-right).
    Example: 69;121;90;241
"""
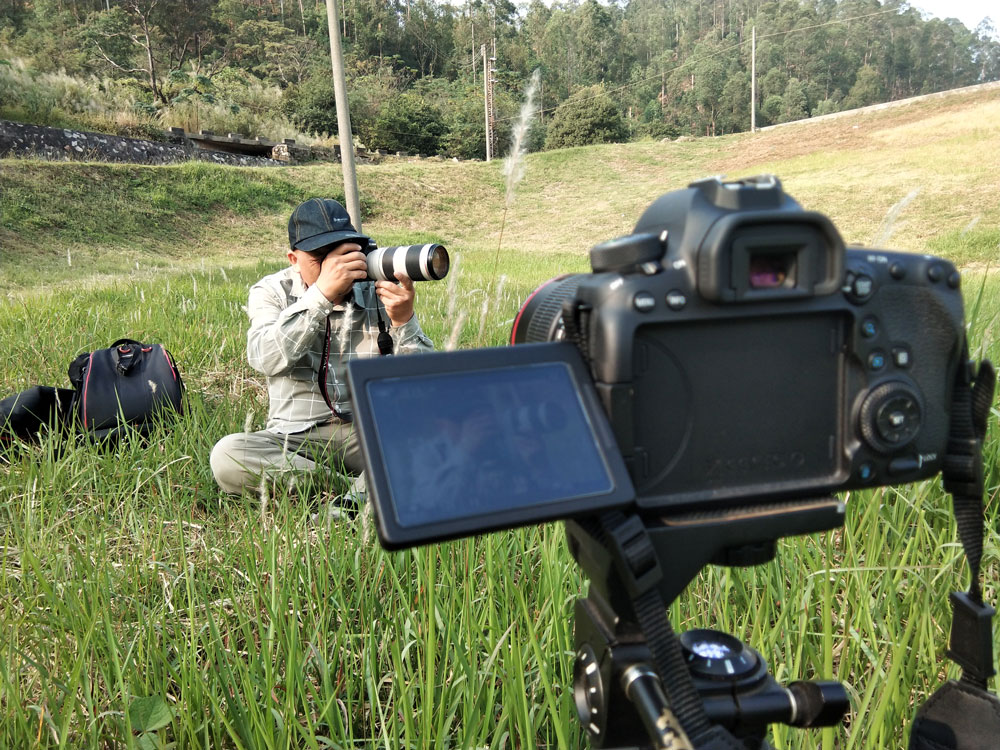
376;272;416;327
315;243;368;303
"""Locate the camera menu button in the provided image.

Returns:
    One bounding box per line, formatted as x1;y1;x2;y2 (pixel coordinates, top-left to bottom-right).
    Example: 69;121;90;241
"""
633;291;656;312
892;347;911;368
868;351;887;371
861;318;878;338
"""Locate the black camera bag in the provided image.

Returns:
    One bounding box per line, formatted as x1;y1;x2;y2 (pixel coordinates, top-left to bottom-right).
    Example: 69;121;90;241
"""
910;679;1000;750
67;338;184;441
0;385;76;447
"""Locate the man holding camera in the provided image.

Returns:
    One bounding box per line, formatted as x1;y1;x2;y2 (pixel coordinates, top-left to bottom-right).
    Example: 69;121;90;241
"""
210;198;434;510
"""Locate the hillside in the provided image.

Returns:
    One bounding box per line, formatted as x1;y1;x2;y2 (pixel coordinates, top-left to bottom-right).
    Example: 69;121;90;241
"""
2;77;999;750
2;84;998;293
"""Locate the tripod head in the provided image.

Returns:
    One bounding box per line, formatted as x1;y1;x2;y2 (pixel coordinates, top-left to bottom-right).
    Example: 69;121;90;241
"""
566;498;852;749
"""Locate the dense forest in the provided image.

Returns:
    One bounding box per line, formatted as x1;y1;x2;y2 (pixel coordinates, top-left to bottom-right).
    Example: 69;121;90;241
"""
1;0;998;157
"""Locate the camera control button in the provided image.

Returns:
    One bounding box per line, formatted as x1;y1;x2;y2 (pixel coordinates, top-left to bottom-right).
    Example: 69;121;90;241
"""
844;272;875;304
927;264;944;282
892;347;911;368
888;456;921;475
890;263;906;280
633;292;656;312
853;275;874;298
860;383;922;453
665;290;687;310
857;463;875;482
861;318;878;338
948;271;961;289
868;351;887;371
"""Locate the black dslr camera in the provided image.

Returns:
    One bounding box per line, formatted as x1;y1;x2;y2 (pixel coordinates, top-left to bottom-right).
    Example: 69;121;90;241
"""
511;173;964;508
347;176;994;750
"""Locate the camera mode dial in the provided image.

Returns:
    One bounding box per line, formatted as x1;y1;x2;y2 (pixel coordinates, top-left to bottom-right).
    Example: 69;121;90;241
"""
590;232;663;274
859;382;922;453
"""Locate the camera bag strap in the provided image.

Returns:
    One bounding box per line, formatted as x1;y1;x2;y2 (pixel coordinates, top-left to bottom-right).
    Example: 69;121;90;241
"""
909;351;998;750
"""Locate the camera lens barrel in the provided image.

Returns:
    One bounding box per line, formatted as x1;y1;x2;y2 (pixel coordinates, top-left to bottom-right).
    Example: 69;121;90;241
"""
510;274;584;345
366;243;450;282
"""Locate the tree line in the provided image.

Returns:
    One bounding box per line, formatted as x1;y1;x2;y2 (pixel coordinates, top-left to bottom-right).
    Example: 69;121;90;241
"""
1;0;998;158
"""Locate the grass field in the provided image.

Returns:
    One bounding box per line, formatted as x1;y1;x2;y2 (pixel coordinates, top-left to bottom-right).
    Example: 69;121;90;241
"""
1;87;999;749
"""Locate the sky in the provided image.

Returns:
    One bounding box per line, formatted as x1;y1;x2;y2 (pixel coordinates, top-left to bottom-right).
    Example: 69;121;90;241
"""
908;0;996;33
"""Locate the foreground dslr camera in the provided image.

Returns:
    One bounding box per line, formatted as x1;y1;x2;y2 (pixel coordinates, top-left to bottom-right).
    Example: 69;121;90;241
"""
348;176;992;749
511;173;962;506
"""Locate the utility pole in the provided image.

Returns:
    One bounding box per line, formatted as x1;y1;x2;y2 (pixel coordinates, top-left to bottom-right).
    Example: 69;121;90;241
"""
483;45;491;161
750;25;757;133
483;43;497;161
489;39;498;159
325;0;362;230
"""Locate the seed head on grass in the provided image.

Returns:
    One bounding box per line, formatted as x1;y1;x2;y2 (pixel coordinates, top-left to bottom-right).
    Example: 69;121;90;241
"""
872;189;920;247
258;471;270;528
445;253;460;321
445;311;468;352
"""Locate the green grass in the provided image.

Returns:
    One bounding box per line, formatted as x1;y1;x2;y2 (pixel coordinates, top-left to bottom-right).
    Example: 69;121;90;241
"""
2;86;1000;749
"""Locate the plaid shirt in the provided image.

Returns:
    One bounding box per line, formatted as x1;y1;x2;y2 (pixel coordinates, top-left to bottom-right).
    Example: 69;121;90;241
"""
246;266;434;433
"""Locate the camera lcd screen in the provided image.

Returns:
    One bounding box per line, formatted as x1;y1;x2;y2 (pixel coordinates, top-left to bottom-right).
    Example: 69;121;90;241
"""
348;343;635;548
631;311;846;507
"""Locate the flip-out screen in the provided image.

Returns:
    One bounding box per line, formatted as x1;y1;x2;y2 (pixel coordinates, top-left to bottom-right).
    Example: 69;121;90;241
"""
348;343;634;549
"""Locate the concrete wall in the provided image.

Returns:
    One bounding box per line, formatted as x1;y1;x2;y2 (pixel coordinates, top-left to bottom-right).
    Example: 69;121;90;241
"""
0;120;285;167
0;120;467;166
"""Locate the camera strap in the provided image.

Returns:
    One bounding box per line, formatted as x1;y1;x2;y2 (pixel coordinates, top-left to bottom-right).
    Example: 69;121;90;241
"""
941;353;995;688
318;292;395;418
909;352;997;750
597;512;743;749
375;307;394;356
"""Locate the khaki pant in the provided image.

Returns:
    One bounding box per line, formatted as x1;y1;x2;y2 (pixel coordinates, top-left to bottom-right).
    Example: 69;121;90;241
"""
210;420;365;496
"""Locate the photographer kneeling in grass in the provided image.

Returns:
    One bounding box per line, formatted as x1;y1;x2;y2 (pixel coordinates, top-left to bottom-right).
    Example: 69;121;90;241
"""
210;198;434;517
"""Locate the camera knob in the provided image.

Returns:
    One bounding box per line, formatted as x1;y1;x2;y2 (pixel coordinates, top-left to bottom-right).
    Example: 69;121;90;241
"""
859;382;922;453
573;644;606;737
679;629;760;681
590;233;663;274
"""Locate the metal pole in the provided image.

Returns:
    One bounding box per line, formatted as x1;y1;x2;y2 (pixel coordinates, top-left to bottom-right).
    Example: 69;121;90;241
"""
488;41;497;159
483;44;491;161
325;0;362;231
750;25;756;133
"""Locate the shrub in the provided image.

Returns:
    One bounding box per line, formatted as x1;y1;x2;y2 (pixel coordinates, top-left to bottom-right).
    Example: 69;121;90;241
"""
543;85;627;150
361;93;446;155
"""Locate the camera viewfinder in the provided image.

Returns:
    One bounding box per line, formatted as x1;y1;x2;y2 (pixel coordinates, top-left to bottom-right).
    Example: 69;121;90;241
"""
748;251;796;289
